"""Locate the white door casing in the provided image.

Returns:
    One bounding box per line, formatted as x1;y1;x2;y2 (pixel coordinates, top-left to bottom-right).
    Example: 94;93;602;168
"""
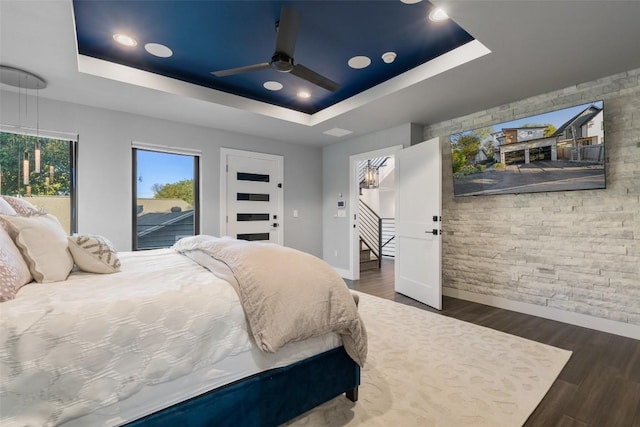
348;145;403;281
394;137;442;310
220;148;283;244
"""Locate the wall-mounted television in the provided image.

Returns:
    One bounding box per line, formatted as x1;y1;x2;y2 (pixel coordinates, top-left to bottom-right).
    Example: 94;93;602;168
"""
450;100;605;197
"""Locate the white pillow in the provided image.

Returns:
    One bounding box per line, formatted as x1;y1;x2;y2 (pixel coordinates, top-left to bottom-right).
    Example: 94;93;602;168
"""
0;228;33;302
0;214;73;283
68;234;121;274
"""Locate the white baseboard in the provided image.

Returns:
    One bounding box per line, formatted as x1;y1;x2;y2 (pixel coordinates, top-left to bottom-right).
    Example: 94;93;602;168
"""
444;288;640;341
333;267;355;281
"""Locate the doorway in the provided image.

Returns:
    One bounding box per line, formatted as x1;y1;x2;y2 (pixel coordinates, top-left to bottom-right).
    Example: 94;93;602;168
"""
349;145;402;280
348;138;442;310
358;156;396;272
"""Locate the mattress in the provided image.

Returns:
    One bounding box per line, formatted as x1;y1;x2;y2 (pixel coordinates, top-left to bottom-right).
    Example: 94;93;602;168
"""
0;249;340;427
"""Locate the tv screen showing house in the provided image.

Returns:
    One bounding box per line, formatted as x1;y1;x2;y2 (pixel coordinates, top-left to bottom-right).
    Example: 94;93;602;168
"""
450;101;605;197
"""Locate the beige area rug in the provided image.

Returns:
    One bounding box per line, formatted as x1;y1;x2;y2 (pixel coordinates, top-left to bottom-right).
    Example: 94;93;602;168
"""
287;292;572;427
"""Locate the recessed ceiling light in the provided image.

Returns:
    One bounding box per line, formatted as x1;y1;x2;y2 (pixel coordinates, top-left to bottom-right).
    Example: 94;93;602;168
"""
113;33;137;47
297;90;311;99
145;43;173;58
400;0;423;3
323;128;353;137
348;56;371;69
263;81;283;91
429;7;449;22
381;52;397;64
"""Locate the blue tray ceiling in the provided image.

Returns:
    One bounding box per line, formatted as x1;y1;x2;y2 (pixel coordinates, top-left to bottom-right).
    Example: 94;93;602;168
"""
73;1;474;115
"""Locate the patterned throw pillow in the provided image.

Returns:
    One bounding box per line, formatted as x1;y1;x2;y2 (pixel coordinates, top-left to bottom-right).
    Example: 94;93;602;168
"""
68;234;121;274
0;198;17;235
0;228;33;302
0;197;17;215
0;214;74;283
0;196;45;216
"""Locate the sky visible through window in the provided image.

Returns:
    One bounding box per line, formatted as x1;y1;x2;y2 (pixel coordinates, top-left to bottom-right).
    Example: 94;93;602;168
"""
136;150;193;198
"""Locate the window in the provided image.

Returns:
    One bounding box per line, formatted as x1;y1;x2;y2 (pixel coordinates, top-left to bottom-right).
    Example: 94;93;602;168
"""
132;146;200;250
0;131;77;234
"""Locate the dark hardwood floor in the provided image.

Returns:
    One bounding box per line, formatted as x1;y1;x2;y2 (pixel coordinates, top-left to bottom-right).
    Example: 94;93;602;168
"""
346;259;640;427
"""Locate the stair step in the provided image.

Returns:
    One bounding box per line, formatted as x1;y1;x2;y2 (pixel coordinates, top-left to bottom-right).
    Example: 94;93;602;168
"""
360;258;379;271
360;251;379;262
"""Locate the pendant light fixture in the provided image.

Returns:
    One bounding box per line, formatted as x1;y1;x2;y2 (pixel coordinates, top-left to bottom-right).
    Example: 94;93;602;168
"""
364;160;379;189
0;65;47;194
23;152;29;185
35;82;41;173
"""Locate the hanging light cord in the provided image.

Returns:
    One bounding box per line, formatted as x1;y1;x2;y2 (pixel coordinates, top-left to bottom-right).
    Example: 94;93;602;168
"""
36;79;40;135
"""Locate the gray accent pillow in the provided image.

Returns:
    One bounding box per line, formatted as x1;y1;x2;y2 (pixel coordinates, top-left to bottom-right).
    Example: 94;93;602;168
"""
68;234;121;274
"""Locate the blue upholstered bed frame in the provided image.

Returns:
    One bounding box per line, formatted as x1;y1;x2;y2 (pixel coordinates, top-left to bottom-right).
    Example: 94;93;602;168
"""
125;346;360;427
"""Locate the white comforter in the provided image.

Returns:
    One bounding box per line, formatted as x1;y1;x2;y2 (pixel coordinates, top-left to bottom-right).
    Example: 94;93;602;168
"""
174;235;367;366
0;249;255;426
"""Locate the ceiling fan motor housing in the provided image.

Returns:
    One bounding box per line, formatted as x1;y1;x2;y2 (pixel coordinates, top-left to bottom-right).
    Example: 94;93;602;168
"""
271;52;294;72
211;7;338;92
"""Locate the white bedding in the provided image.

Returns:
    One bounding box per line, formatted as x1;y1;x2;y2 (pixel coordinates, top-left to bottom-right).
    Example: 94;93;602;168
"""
0;249;340;427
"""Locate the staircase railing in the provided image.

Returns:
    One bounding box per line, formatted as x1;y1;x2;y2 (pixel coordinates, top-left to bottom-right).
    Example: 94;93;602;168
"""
381;218;395;258
358;199;396;268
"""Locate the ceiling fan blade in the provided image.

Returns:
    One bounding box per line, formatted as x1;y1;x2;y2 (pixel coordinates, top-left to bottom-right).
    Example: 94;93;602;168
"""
274;6;300;57
211;62;270;77
291;64;340;92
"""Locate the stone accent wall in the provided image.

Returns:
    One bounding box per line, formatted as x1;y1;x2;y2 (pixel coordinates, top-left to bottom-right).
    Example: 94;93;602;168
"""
424;68;640;325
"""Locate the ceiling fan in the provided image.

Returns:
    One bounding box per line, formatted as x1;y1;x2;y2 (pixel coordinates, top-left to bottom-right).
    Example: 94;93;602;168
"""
211;6;340;93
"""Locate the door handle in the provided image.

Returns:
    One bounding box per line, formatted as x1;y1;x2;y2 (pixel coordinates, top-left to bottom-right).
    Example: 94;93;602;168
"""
272;223;279;228
427;229;440;235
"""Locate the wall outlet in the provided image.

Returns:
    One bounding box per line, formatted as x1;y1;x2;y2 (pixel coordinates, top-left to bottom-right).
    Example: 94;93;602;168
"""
334;249;338;257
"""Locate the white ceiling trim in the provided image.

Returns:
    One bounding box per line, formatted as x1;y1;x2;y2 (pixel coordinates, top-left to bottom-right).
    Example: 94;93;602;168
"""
76;39;490;128
309;40;491;126
77;54;312;124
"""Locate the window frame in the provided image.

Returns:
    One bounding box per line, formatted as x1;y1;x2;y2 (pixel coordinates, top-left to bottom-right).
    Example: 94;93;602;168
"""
0;126;78;234
131;143;201;251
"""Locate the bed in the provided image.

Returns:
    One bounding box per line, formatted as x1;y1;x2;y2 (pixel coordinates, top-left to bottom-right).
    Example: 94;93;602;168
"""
0;206;366;427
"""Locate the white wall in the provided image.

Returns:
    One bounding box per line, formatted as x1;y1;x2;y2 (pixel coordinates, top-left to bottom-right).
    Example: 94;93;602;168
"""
378;156;395;218
322;123;422;271
359;188;380;213
0;91;324;256
379;188;395;218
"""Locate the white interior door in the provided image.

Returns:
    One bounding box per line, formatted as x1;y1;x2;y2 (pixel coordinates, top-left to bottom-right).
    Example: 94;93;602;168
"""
395;137;442;310
220;148;283;244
